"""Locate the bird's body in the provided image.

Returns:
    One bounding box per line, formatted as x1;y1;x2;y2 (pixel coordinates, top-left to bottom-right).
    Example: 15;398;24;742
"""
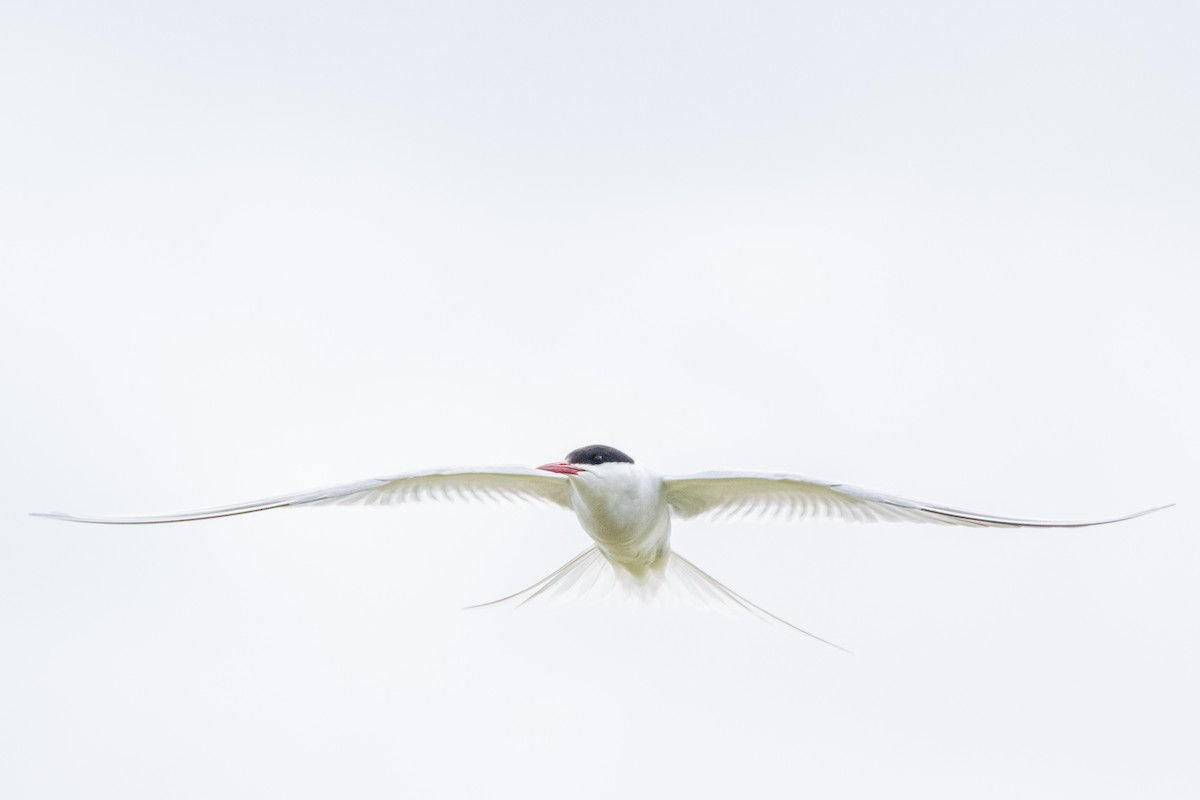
34;443;1171;649
567;462;671;574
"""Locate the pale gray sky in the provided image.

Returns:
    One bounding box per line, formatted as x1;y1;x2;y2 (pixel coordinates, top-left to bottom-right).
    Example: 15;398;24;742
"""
2;1;1197;798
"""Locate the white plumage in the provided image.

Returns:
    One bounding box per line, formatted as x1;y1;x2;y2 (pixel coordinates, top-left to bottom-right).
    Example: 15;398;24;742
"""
34;444;1170;650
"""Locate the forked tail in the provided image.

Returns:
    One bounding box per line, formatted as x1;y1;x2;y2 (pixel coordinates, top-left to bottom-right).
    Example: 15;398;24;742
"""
467;547;850;653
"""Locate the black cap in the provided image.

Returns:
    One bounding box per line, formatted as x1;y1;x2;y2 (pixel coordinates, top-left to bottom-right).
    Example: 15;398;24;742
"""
565;445;635;466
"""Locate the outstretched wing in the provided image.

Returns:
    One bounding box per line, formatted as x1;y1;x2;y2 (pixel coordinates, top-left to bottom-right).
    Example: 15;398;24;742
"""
662;471;1171;528
33;466;573;525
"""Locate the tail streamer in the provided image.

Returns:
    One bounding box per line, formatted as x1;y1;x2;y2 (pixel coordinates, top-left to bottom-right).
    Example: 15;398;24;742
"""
466;547;850;653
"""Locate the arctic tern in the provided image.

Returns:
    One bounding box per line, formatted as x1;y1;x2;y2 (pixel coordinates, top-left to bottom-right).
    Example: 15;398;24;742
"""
34;444;1170;650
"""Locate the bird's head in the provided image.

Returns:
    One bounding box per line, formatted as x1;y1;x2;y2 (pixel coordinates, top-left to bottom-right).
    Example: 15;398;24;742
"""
537;445;635;476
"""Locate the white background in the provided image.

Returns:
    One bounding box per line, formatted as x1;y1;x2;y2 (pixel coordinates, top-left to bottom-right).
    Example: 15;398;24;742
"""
3;2;1197;798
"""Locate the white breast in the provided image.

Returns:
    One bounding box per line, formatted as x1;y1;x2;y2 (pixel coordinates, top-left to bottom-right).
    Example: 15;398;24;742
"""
568;463;671;574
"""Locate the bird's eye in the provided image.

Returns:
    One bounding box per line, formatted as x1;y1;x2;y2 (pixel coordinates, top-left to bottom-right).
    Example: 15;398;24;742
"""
593;454;603;463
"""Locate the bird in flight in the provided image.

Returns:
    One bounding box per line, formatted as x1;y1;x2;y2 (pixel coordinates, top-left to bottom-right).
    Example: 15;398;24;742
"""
34;444;1170;650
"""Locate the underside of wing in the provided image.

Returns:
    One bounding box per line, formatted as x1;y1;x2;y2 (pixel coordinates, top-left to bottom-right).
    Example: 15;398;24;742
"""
662;471;1171;529
33;466;573;524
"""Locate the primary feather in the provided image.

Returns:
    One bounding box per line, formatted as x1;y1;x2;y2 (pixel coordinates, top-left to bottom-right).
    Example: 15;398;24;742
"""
32;466;572;524
662;471;1170;528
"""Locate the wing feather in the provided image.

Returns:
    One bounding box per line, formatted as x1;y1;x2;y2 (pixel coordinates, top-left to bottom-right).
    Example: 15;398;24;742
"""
663;471;1170;528
33;466;572;525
